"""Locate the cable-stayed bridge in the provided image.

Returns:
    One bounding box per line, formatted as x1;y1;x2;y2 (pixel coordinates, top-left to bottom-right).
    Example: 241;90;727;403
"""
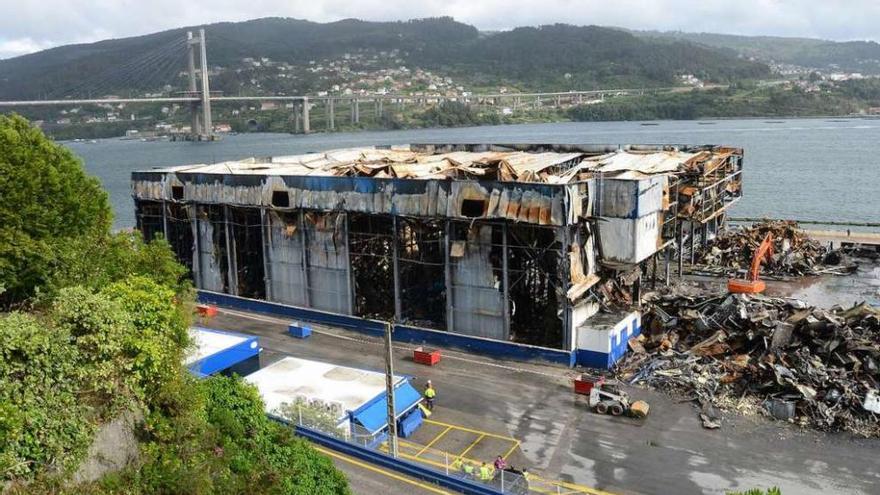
0;29;685;140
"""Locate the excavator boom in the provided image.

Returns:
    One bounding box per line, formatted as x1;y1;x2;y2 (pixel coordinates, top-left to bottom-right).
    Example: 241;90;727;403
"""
748;233;775;281
728;233;774;294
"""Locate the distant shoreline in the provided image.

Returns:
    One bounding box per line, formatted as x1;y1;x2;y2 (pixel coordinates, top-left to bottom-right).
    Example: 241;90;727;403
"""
49;113;880;142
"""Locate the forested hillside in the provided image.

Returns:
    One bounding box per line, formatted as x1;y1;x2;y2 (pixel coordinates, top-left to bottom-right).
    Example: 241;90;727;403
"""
0;17;769;99
637;30;880;74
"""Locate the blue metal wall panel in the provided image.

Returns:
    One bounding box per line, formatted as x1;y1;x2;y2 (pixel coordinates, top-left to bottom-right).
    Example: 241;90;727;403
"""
197;291;576;366
198;290;385;335
574;314;642;369
188;329;260;377
398;408;424;438
351;381;423;434
574;349;613;369
392;324;575;366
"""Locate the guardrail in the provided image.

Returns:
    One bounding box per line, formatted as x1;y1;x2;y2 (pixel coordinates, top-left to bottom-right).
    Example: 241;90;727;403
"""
729;217;880;228
291;422;503;495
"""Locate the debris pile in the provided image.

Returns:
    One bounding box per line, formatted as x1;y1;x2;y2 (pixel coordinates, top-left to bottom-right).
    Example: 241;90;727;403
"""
618;286;880;435
695;220;854;277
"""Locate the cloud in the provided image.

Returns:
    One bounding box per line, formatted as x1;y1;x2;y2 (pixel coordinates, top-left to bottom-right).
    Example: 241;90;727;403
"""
0;38;56;59
0;0;878;59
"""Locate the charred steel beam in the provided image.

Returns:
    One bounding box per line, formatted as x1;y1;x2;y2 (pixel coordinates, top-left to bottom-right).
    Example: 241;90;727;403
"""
299;210;311;308
223;205;238;296
444;220;454;334
344;213;355;315
502;222;511;339
261;207;273;301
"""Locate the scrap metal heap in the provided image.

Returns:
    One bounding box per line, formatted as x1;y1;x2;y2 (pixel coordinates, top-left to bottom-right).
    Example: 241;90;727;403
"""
131;143;743;352
693;220;855;277
619;286;880;436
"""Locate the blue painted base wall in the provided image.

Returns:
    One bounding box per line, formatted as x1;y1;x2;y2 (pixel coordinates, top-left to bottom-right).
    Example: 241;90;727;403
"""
198;291;575;366
188;330;260;377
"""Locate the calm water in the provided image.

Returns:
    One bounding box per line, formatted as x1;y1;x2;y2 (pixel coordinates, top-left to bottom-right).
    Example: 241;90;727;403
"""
63;118;880;229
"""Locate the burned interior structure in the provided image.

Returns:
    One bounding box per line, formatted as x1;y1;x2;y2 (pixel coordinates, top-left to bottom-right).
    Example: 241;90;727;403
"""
132;144;743;356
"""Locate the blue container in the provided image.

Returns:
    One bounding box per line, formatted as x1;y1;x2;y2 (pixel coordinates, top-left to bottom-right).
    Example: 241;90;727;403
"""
288;322;312;339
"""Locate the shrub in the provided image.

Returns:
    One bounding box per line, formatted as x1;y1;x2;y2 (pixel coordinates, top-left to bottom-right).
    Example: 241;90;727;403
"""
0;312;94;479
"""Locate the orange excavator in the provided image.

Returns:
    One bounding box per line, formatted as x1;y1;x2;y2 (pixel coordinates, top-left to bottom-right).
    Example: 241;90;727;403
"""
727;233;774;294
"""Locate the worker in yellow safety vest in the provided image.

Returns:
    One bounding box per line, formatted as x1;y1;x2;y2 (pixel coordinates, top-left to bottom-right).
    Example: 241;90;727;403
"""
479;462;492;481
451;457;462;472
424;380;436;411
462;461;475;477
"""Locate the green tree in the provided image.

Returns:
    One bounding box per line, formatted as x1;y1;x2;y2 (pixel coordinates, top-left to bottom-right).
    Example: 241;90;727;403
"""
101;276;191;402
49;231;190;298
0;116;348;494
277;398;347;436
132;376;351;495
52;286;134;410
0;114;112;307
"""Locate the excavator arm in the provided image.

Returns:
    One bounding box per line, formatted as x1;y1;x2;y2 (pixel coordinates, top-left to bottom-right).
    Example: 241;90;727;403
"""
728;232;774;294
748;233;774;281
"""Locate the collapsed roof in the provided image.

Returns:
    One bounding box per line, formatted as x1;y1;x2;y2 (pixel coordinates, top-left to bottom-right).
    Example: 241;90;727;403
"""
147;144;740;183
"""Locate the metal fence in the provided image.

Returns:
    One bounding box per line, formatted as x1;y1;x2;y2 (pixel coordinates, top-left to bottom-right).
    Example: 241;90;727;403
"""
277;404;602;495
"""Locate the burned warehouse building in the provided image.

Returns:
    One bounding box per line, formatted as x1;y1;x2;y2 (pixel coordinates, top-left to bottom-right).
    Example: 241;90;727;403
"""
131;143;743;367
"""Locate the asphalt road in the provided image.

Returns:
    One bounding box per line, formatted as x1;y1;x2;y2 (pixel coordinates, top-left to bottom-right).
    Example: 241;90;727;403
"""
321;446;453;495
205;308;880;495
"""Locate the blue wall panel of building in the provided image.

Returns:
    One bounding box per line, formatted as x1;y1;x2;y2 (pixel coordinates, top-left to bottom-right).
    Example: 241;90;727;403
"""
198;291;576;366
351;381;423;434
573;313;641;369
188;327;261;377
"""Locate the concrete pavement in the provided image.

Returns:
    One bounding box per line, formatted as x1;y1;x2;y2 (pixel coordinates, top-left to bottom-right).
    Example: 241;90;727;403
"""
321;446;453;495
205;308;880;495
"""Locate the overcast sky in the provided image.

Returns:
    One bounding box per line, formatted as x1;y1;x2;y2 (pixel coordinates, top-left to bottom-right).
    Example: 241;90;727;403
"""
1;0;879;59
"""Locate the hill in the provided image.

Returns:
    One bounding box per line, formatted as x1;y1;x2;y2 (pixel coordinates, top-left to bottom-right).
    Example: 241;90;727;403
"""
0;17;769;100
636;30;880;74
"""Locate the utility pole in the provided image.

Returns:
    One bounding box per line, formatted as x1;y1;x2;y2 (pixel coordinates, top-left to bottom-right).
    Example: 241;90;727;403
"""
198;28;213;139
186;32;201;137
384;321;399;458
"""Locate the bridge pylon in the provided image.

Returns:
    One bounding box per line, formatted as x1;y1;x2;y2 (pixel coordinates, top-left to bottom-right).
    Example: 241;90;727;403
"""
186;29;214;141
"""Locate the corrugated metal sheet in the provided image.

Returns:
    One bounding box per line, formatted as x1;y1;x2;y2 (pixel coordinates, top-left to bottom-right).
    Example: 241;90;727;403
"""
585;150;698;174
265;212;309;306
597;212;664;264
303;212;352;315
598;176;666;219
195;216;225;292
449;225;506;340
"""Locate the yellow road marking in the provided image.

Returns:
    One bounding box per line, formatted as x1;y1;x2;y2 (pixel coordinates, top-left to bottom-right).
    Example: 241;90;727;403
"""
425;419;517;441
314;446;452;495
396;439;617;495
502;439;521;459
457;433;485;459
417;425;453;457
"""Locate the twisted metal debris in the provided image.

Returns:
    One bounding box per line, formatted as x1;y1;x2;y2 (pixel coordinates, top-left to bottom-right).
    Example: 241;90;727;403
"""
694;220;855;277
617;285;880;436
